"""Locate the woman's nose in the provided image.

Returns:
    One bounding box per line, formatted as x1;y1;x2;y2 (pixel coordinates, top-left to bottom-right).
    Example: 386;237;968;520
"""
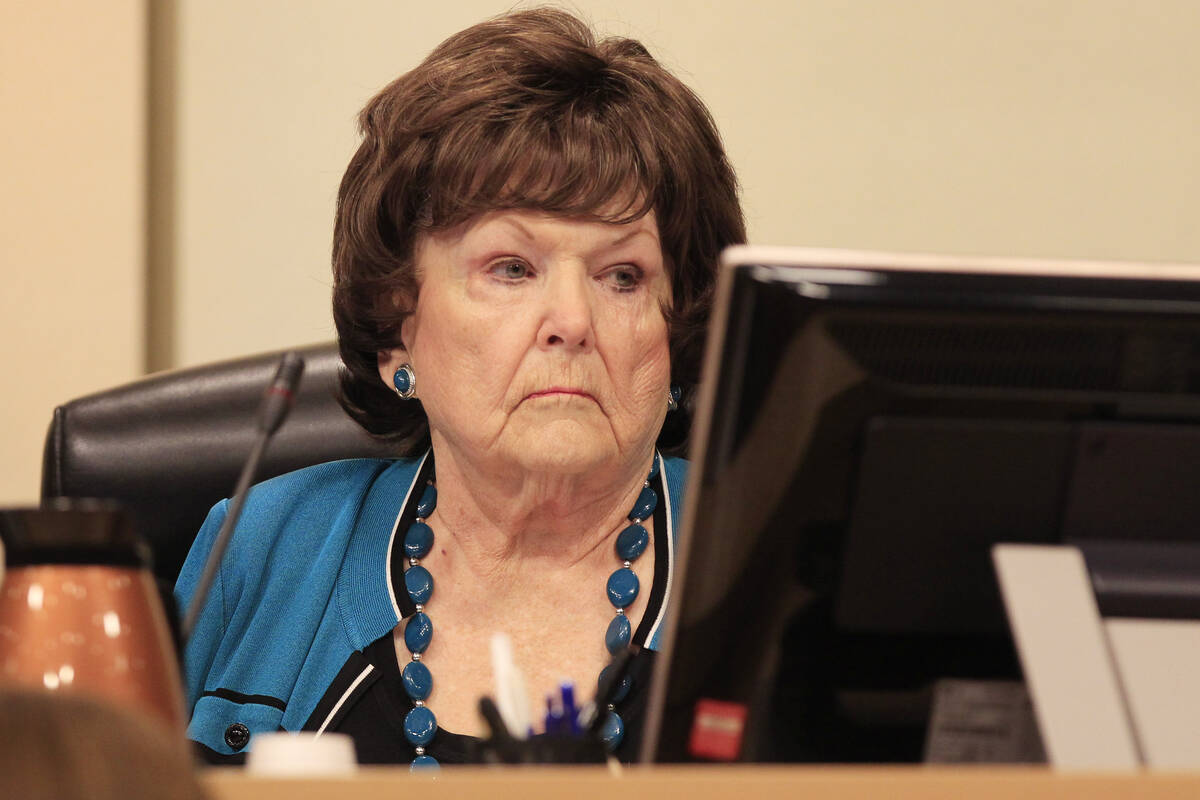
537;269;594;351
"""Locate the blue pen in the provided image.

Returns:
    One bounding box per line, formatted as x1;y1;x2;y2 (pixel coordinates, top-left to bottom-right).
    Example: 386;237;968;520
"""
544;693;563;734
560;682;579;736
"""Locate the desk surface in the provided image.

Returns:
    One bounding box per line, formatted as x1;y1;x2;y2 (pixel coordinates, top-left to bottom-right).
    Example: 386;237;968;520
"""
203;765;1200;800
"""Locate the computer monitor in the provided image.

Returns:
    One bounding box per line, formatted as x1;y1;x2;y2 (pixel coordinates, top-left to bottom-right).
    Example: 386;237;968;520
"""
642;247;1200;764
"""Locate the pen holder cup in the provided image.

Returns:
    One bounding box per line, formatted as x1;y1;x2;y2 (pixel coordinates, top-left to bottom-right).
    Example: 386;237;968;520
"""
472;732;610;764
0;502;187;733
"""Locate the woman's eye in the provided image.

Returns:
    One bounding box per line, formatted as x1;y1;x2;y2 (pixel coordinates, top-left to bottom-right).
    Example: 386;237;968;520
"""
604;266;642;291
491;260;530;281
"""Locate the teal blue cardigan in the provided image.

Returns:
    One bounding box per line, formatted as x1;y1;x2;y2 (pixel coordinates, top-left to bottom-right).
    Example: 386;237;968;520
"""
175;454;687;756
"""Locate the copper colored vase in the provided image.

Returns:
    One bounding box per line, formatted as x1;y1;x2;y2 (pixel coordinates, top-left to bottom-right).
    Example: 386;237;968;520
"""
0;503;186;732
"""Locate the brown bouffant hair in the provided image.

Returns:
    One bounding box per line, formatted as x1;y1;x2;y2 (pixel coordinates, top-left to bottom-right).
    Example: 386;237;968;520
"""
332;7;745;455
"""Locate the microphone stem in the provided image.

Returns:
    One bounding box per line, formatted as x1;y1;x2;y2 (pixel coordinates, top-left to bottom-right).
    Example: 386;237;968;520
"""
181;432;269;642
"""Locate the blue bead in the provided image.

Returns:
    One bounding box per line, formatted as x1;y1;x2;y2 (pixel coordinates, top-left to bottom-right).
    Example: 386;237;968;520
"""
599;711;625;752
597;664;633;705
628;486;657;522
405;564;433;605
404;612;433;653
401;661;433;701
403;705;437;746
605;614;631;655
616;524;649;561
410;754;439;770
416;484;437;518
606;568;639;609
404;522;434;559
649;455;661;480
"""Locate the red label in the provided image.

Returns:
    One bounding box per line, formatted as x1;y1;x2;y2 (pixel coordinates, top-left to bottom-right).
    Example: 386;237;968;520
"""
687;698;748;761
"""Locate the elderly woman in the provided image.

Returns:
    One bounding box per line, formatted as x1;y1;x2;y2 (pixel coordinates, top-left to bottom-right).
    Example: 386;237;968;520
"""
176;7;743;767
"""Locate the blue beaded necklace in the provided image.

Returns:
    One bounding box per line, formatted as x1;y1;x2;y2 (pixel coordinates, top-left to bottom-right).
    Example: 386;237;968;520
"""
397;456;660;769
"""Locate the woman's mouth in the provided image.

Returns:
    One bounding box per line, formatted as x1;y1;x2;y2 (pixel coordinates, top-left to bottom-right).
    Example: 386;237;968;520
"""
524;387;596;402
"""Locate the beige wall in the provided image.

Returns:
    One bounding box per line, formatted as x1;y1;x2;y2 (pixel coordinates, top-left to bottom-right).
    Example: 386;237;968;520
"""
6;0;1200;502
0;1;146;504
166;0;1200;371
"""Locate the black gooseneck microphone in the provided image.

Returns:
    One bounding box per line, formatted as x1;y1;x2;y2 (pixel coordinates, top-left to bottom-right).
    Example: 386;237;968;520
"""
180;351;305;642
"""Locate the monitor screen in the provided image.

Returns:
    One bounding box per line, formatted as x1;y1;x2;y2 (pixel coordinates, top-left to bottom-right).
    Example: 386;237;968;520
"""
642;248;1200;764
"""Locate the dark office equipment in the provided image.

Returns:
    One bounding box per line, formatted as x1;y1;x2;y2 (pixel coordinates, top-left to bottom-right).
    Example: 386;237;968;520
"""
643;249;1200;763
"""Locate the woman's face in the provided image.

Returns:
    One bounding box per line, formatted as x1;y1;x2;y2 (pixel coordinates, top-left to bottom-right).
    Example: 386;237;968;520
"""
378;209;672;478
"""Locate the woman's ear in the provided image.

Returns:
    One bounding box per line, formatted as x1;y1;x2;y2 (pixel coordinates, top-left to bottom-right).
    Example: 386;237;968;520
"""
378;292;418;393
377;346;411;393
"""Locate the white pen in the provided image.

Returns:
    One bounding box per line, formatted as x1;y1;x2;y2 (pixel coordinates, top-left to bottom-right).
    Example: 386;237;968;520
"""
489;632;531;739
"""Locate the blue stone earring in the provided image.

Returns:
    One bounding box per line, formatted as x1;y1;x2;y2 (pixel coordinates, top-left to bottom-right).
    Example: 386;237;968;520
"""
667;386;681;412
393;364;417;399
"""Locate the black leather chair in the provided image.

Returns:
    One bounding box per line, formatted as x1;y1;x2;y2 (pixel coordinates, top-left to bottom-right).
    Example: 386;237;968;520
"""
41;343;397;585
